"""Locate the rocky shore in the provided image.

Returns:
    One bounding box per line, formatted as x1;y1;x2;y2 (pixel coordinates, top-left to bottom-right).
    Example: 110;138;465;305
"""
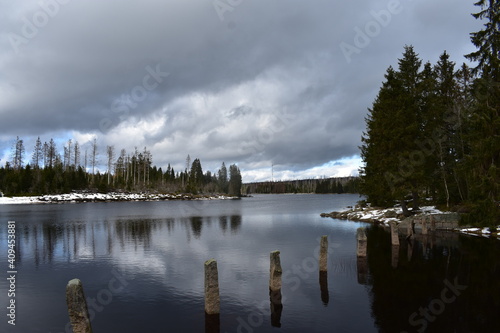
321;205;499;238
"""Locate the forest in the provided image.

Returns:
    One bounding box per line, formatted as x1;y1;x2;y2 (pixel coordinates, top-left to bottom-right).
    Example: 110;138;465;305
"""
0;136;242;197
360;1;499;226
243;177;360;194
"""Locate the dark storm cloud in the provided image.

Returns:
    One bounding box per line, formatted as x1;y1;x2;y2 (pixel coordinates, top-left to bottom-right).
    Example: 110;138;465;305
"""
0;0;483;180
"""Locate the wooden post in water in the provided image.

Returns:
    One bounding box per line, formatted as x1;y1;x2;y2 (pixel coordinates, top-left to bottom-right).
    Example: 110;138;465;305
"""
389;221;400;246
204;259;220;315
356;228;367;257
319;235;328;272
406;219;414;239
421;216;428;235
269;250;283;327
66;279;93;333
269;250;282;292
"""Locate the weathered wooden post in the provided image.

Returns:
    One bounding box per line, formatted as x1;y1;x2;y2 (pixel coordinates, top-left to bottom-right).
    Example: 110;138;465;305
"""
204;259;220;315
356;228;367;257
66;279;93;333
319;235;328;272
389;221;400;246
421;216;428;235
406;218;414;239
269;250;282;292
269;250;283;327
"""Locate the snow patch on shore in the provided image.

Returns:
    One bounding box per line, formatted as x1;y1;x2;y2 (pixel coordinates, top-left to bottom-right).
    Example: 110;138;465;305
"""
0;192;238;205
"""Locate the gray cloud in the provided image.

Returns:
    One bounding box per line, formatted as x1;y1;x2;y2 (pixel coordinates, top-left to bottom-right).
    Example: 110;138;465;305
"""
0;0;483;181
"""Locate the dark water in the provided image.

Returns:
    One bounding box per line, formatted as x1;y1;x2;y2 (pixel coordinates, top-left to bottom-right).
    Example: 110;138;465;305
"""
0;194;498;333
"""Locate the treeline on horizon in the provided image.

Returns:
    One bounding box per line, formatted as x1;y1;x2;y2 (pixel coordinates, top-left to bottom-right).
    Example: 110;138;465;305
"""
243;177;360;194
360;1;499;227
0;137;242;197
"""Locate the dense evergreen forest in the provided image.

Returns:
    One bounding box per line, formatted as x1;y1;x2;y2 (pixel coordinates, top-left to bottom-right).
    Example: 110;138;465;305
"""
360;1;499;226
243;177;360;194
0;137;242;197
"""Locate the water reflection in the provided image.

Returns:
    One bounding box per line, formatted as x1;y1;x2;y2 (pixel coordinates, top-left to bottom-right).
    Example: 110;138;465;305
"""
356;257;368;285
319;271;329;305
1;195;497;333
190;216;203;238
269;289;283;327
391;245;399;268
15;214;244;264
365;225;500;333
205;313;220;333
230;215;242;233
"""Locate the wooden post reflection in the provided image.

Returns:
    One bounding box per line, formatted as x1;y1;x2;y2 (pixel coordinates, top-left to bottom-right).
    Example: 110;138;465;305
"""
391;245;399;268
407;238;414;262
356;228;368;284
270;289;283;327
205;313;220;333
319;271;330;305
356;257;368;284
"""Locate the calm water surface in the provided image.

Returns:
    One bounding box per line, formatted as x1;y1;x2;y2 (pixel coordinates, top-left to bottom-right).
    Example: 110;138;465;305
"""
0;194;498;333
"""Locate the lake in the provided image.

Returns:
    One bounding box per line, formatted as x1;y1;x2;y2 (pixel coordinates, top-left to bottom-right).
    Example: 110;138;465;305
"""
0;194;499;332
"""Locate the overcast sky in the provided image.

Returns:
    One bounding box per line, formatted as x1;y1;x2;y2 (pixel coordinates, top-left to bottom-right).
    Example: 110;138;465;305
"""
0;0;483;182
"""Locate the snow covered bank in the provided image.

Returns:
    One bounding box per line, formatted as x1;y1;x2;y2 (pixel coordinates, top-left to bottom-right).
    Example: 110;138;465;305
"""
321;205;500;239
320;205;447;225
0;192;239;205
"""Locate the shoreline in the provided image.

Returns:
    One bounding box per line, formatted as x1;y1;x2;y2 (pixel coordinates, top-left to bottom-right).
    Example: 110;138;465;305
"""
321;205;500;239
0;192;240;205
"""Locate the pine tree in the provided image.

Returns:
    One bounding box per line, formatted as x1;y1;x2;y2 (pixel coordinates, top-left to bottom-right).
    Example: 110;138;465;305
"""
74;141;80;168
31;137;43;169
91;138;98;178
360;66;404;206
228;164;242;197
463;0;500;225
188;158;204;193
465;0;500;79
11;136;25;170
218;162;228;193
361;46;433;212
106;145;115;185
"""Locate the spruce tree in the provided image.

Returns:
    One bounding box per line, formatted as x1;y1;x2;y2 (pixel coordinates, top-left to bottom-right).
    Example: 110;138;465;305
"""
228;164;242;197
360;66;402;206
464;0;500;225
